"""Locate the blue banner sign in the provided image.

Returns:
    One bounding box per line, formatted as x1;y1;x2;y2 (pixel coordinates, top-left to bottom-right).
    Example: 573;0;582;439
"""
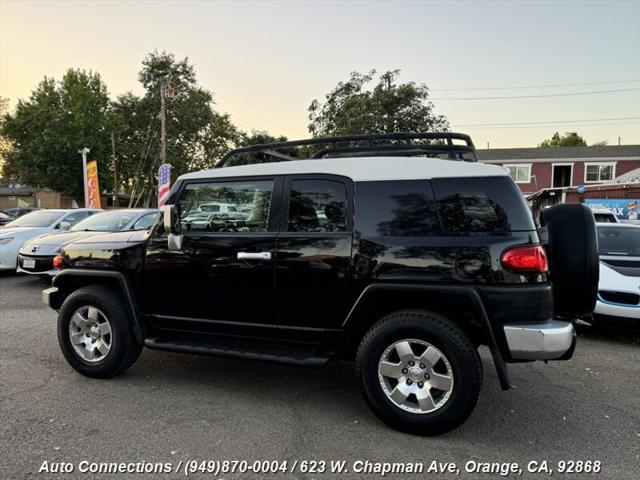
585;199;639;221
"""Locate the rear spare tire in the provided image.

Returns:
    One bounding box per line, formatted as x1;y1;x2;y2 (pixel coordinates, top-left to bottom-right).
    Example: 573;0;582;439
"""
540;203;598;318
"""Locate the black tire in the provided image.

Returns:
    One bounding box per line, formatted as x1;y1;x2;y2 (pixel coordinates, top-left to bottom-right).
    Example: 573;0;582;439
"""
57;285;142;378
540;203;599;318
356;310;482;436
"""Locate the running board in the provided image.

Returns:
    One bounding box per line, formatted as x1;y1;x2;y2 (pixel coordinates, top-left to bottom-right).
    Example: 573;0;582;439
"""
144;335;331;368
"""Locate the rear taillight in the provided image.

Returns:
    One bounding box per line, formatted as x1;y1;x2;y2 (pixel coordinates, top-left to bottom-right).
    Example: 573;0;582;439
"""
53;255;63;269
501;245;548;273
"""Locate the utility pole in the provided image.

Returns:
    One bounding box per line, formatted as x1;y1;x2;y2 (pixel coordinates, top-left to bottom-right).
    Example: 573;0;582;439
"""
111;132;117;207
78;147;90;207
618;136;621;146
147;70;169;207
158;71;169;167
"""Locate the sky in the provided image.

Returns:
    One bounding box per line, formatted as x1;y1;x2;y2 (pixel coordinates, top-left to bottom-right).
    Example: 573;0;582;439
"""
1;0;639;148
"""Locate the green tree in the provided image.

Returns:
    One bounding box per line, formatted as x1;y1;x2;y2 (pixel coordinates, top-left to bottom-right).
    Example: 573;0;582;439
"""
307;69;449;137
1;70;115;198
113;51;243;206
539;132;588;147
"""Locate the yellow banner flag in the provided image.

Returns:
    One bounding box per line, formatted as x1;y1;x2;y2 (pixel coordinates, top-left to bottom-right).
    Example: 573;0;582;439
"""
86;160;101;209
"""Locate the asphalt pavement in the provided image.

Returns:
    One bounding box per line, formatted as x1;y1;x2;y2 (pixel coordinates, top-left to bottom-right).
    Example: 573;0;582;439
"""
1;273;638;479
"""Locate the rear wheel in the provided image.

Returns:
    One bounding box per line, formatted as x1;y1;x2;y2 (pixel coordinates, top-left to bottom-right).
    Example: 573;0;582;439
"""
356;310;482;435
57;285;142;378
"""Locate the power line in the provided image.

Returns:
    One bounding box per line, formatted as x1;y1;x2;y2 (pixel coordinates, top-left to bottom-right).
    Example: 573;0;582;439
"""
214;92;305;137
462;121;640;130
433;88;639;101
431;79;640;92
451;116;640;127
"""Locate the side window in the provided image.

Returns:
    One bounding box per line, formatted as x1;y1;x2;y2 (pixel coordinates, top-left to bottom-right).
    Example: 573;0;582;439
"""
132;212;159;230
432;177;535;234
355;180;440;236
63;211;89;226
177;179;274;233
287;179;347;233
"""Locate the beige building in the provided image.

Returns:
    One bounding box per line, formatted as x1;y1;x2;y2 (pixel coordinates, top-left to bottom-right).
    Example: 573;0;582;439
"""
0;185;79;210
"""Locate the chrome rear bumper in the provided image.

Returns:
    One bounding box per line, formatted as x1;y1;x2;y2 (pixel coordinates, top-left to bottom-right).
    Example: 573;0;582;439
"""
504;320;575;360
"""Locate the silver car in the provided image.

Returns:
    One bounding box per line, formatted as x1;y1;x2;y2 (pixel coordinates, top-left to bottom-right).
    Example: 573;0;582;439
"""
17;209;159;276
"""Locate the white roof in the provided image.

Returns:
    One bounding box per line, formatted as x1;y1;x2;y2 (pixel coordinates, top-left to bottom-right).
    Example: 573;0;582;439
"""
179;156;508;183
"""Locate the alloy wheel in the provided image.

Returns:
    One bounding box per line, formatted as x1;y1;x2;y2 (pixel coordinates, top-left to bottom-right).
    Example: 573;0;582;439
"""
68;306;113;363
378;339;454;414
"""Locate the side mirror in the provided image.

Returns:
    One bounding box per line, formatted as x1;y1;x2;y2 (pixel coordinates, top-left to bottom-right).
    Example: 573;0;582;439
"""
161;205;182;250
161;205;179;235
58;221;71;231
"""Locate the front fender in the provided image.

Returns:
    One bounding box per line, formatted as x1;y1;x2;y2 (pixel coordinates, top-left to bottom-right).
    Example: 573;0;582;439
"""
49;269;144;345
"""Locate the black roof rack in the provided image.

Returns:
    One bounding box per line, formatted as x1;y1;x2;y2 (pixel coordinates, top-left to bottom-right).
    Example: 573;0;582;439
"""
216;132;477;168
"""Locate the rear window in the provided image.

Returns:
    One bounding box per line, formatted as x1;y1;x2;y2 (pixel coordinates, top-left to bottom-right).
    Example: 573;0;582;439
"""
355;180;440;236
598;226;640;256
431;177;535;234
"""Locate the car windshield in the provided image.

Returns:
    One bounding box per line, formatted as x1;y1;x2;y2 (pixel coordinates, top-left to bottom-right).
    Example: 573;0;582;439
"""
597;226;640;256
5;210;65;227
71;211;136;231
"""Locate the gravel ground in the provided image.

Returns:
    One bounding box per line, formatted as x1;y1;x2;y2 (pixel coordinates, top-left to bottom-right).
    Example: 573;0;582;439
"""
1;273;639;479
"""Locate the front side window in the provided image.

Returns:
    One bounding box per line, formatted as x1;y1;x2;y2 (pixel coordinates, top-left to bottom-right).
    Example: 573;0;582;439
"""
132;212;159;230
504;164;531;183
178;180;274;233
287;179;347;233
585;163;615;182
62;211;91;227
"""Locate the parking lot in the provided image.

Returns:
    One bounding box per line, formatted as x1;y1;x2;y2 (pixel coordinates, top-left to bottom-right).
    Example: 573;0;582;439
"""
1;273;638;479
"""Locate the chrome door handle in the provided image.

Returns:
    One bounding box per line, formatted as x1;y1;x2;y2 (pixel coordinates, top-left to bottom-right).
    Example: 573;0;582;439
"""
237;251;272;261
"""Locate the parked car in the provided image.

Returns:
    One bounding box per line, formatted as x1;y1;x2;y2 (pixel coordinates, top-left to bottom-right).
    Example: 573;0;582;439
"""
0;211;14;227
3;207;40;218
0;209;100;271
17;209;158;276
590;207;620;224
42;133;598;435
580;224;639;331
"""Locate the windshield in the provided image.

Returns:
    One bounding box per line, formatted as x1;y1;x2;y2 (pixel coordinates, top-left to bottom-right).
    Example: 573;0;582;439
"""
71;211;136;231
598;226;640;257
5;210;65;227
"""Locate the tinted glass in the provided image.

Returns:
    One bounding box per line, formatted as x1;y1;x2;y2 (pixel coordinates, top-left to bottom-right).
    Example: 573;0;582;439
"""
355;180;440;236
432;177;535;233
178;180;273;233
598;226;640;256
593;213;617;223
5;210;65;227
288;179;346;233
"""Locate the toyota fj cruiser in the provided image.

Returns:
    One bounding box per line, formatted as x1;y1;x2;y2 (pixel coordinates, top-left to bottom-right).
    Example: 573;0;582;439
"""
43;133;599;435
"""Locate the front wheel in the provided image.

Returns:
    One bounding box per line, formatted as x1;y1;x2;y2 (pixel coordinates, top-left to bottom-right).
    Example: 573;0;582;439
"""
57;285;142;378
356;310;482;435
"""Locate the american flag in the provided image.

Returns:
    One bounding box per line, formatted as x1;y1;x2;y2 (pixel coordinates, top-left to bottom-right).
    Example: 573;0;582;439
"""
158;163;171;207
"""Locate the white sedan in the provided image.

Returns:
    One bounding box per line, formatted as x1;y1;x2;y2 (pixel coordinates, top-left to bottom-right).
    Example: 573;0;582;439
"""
587;224;640;331
0;209;100;271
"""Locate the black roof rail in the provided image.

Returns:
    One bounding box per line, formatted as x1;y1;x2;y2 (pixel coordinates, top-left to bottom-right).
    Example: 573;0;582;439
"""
216;132;477;168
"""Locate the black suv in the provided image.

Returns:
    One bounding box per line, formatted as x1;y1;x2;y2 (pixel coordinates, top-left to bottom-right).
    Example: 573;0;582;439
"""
43;133;598;435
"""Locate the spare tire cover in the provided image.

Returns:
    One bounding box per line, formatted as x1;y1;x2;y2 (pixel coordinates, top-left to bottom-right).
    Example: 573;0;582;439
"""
540;203;599;318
